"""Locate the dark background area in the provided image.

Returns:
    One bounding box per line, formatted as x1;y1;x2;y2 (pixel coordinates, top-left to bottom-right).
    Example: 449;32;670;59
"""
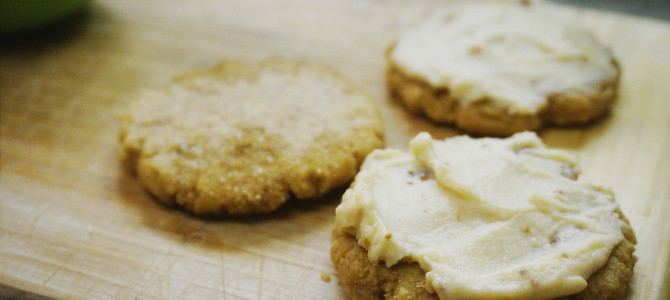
551;0;670;20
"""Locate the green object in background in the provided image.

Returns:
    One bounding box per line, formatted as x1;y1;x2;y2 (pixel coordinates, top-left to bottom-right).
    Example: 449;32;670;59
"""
0;0;91;34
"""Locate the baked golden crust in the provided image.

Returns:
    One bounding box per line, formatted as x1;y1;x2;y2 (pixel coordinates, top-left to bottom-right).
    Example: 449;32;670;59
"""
386;50;620;137
120;59;383;215
331;229;436;300
331;210;636;300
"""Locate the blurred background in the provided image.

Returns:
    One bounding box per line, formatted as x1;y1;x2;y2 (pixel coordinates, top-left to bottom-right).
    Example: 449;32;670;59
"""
551;0;670;20
1;0;668;36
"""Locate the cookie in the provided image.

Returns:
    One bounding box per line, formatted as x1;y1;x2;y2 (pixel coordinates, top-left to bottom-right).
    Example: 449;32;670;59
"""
120;59;383;215
386;0;620;136
332;132;636;300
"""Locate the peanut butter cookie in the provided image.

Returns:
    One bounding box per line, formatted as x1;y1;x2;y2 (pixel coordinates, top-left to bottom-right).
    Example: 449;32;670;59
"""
386;1;619;136
120;59;383;215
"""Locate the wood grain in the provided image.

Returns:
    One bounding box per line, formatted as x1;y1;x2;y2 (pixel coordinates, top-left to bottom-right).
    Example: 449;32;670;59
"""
1;0;668;299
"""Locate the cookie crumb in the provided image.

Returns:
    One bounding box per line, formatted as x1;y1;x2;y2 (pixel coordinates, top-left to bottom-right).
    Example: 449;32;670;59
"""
468;45;483;55
385;233;393;239
320;272;331;283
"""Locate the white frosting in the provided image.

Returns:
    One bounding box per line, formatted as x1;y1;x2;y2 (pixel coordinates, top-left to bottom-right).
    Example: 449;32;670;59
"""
335;132;625;299
390;1;618;113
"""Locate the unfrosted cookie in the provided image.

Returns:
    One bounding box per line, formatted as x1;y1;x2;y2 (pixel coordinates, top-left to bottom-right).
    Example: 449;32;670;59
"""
386;0;620;136
120;59;383;215
331;132;636;300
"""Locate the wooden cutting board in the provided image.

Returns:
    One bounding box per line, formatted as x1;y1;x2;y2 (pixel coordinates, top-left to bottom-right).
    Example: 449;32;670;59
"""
1;0;668;299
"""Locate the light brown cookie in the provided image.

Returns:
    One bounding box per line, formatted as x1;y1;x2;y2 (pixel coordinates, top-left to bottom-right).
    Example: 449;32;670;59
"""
331;222;636;300
386;1;620;137
331;132;636;299
120;59;383;215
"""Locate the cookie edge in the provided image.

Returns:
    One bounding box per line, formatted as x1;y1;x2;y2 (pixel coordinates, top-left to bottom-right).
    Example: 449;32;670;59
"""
330;210;636;300
385;45;620;137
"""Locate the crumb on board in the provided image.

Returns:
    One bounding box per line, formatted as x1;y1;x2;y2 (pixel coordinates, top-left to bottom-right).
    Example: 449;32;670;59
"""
321;272;331;283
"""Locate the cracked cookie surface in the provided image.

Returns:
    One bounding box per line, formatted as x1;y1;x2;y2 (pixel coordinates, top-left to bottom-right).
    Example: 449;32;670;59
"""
120;59;383;215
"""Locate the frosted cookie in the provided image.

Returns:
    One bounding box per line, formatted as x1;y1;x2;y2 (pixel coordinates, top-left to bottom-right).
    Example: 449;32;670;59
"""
386;0;620;136
331;132;636;299
120;59;383;215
